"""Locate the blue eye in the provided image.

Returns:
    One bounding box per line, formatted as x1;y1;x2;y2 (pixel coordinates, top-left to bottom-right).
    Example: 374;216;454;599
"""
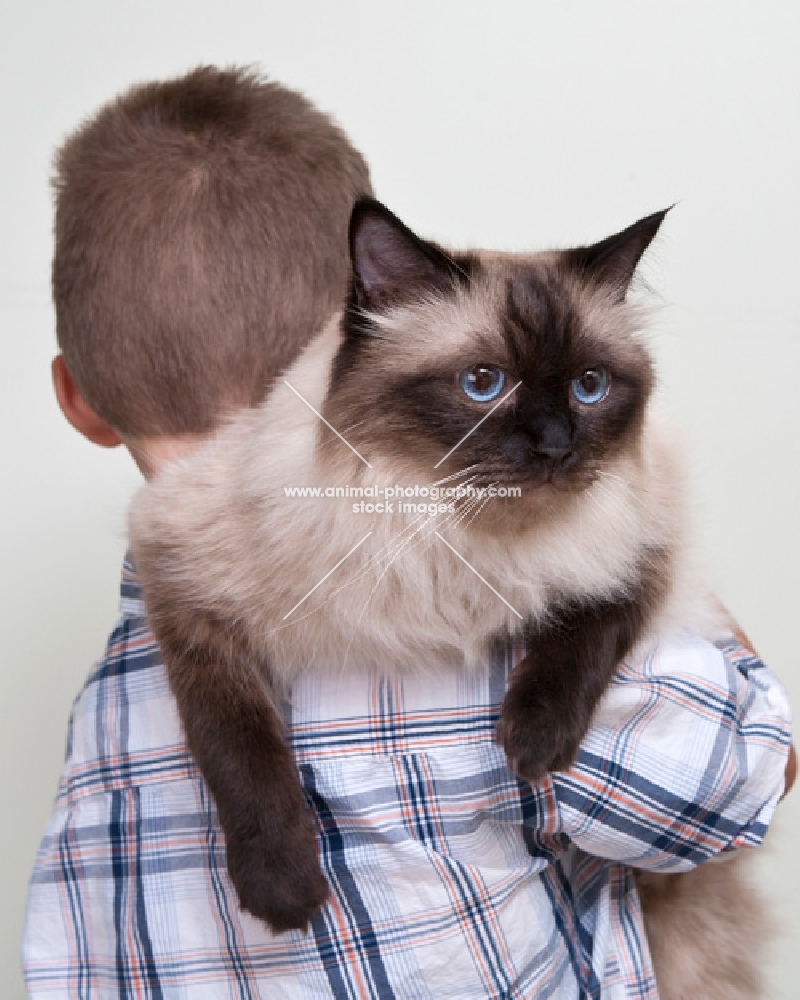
571;367;610;405
459;365;506;402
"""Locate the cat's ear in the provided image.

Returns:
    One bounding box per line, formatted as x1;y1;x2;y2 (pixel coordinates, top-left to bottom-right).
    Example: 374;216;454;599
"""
349;198;461;311
563;208;672;300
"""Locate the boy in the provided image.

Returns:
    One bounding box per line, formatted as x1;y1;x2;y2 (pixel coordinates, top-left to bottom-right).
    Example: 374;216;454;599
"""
24;67;793;999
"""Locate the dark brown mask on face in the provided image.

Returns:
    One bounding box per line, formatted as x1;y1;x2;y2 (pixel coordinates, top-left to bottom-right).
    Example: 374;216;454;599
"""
326;199;666;508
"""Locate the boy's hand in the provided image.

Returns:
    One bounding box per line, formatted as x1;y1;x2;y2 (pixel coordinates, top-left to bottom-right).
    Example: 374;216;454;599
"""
782;743;796;799
725;612;795;801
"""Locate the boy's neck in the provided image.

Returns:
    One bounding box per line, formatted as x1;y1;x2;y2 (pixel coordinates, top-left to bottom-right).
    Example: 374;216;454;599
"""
126;434;208;480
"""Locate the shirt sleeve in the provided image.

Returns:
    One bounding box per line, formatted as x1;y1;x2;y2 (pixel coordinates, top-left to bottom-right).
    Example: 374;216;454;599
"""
23;792;116;997
552;633;792;871
23;776;243;998
21;616;201;998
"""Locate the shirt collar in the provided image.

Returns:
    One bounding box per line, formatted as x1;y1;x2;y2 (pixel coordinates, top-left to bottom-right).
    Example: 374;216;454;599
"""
120;553;146;617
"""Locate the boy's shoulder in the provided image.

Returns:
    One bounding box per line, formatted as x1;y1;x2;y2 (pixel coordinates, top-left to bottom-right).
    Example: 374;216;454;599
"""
60;556;195;804
64;555;791;812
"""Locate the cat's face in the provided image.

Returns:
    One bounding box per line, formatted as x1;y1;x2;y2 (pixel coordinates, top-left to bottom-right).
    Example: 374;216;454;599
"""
323;200;665;520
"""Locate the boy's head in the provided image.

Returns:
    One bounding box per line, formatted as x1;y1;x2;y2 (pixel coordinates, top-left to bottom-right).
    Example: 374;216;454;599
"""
52;65;371;471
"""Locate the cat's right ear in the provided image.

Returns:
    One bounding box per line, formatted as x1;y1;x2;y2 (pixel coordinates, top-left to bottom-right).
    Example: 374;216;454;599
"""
349;198;460;312
562;208;672;301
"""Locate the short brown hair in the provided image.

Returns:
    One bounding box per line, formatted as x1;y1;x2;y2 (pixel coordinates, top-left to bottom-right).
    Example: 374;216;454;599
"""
53;66;372;437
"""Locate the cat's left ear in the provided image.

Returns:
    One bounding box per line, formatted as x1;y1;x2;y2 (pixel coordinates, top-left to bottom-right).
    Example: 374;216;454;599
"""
348;198;462;312
563;207;672;301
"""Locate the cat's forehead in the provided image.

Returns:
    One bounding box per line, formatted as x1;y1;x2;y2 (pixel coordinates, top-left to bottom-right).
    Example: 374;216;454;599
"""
367;249;643;370
367;267;501;365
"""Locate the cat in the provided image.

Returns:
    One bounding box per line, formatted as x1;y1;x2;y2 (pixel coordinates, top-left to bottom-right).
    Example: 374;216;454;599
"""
129;198;766;997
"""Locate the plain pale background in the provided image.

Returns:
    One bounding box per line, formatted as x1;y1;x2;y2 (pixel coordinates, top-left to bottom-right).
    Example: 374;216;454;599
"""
2;1;798;996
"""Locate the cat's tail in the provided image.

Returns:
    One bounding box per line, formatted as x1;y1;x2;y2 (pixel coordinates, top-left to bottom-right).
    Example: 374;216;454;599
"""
636;851;772;1000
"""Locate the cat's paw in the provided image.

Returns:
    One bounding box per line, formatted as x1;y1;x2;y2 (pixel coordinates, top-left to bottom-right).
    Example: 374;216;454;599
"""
225;810;329;933
496;685;582;783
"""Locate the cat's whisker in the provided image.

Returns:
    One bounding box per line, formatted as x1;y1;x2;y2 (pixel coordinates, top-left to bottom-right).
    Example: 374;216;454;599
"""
586;474;641;516
430;464;480;489
446;477;499;527
430;502;484;550
447;493;483;530
593;468;650;508
459;495;491;529
593;471;634;494
268;534;401;633
461;493;493;529
269;510;435;633
318;418;369;446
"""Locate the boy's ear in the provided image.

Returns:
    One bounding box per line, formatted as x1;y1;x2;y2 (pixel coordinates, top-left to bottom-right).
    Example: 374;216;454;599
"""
52;355;122;448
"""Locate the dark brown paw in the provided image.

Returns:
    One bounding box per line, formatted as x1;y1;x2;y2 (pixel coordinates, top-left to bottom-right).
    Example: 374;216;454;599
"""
226;813;329;932
497;687;582;783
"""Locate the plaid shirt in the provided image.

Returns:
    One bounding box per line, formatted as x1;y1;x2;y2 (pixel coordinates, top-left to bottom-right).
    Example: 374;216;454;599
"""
23;558;791;999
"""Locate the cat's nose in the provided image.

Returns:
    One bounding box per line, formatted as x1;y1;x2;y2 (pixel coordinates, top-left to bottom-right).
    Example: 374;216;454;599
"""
533;444;578;469
530;417;575;465
534;442;573;461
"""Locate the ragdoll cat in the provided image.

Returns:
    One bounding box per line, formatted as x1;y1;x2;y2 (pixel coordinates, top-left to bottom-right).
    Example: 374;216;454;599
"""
129;199;767;998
